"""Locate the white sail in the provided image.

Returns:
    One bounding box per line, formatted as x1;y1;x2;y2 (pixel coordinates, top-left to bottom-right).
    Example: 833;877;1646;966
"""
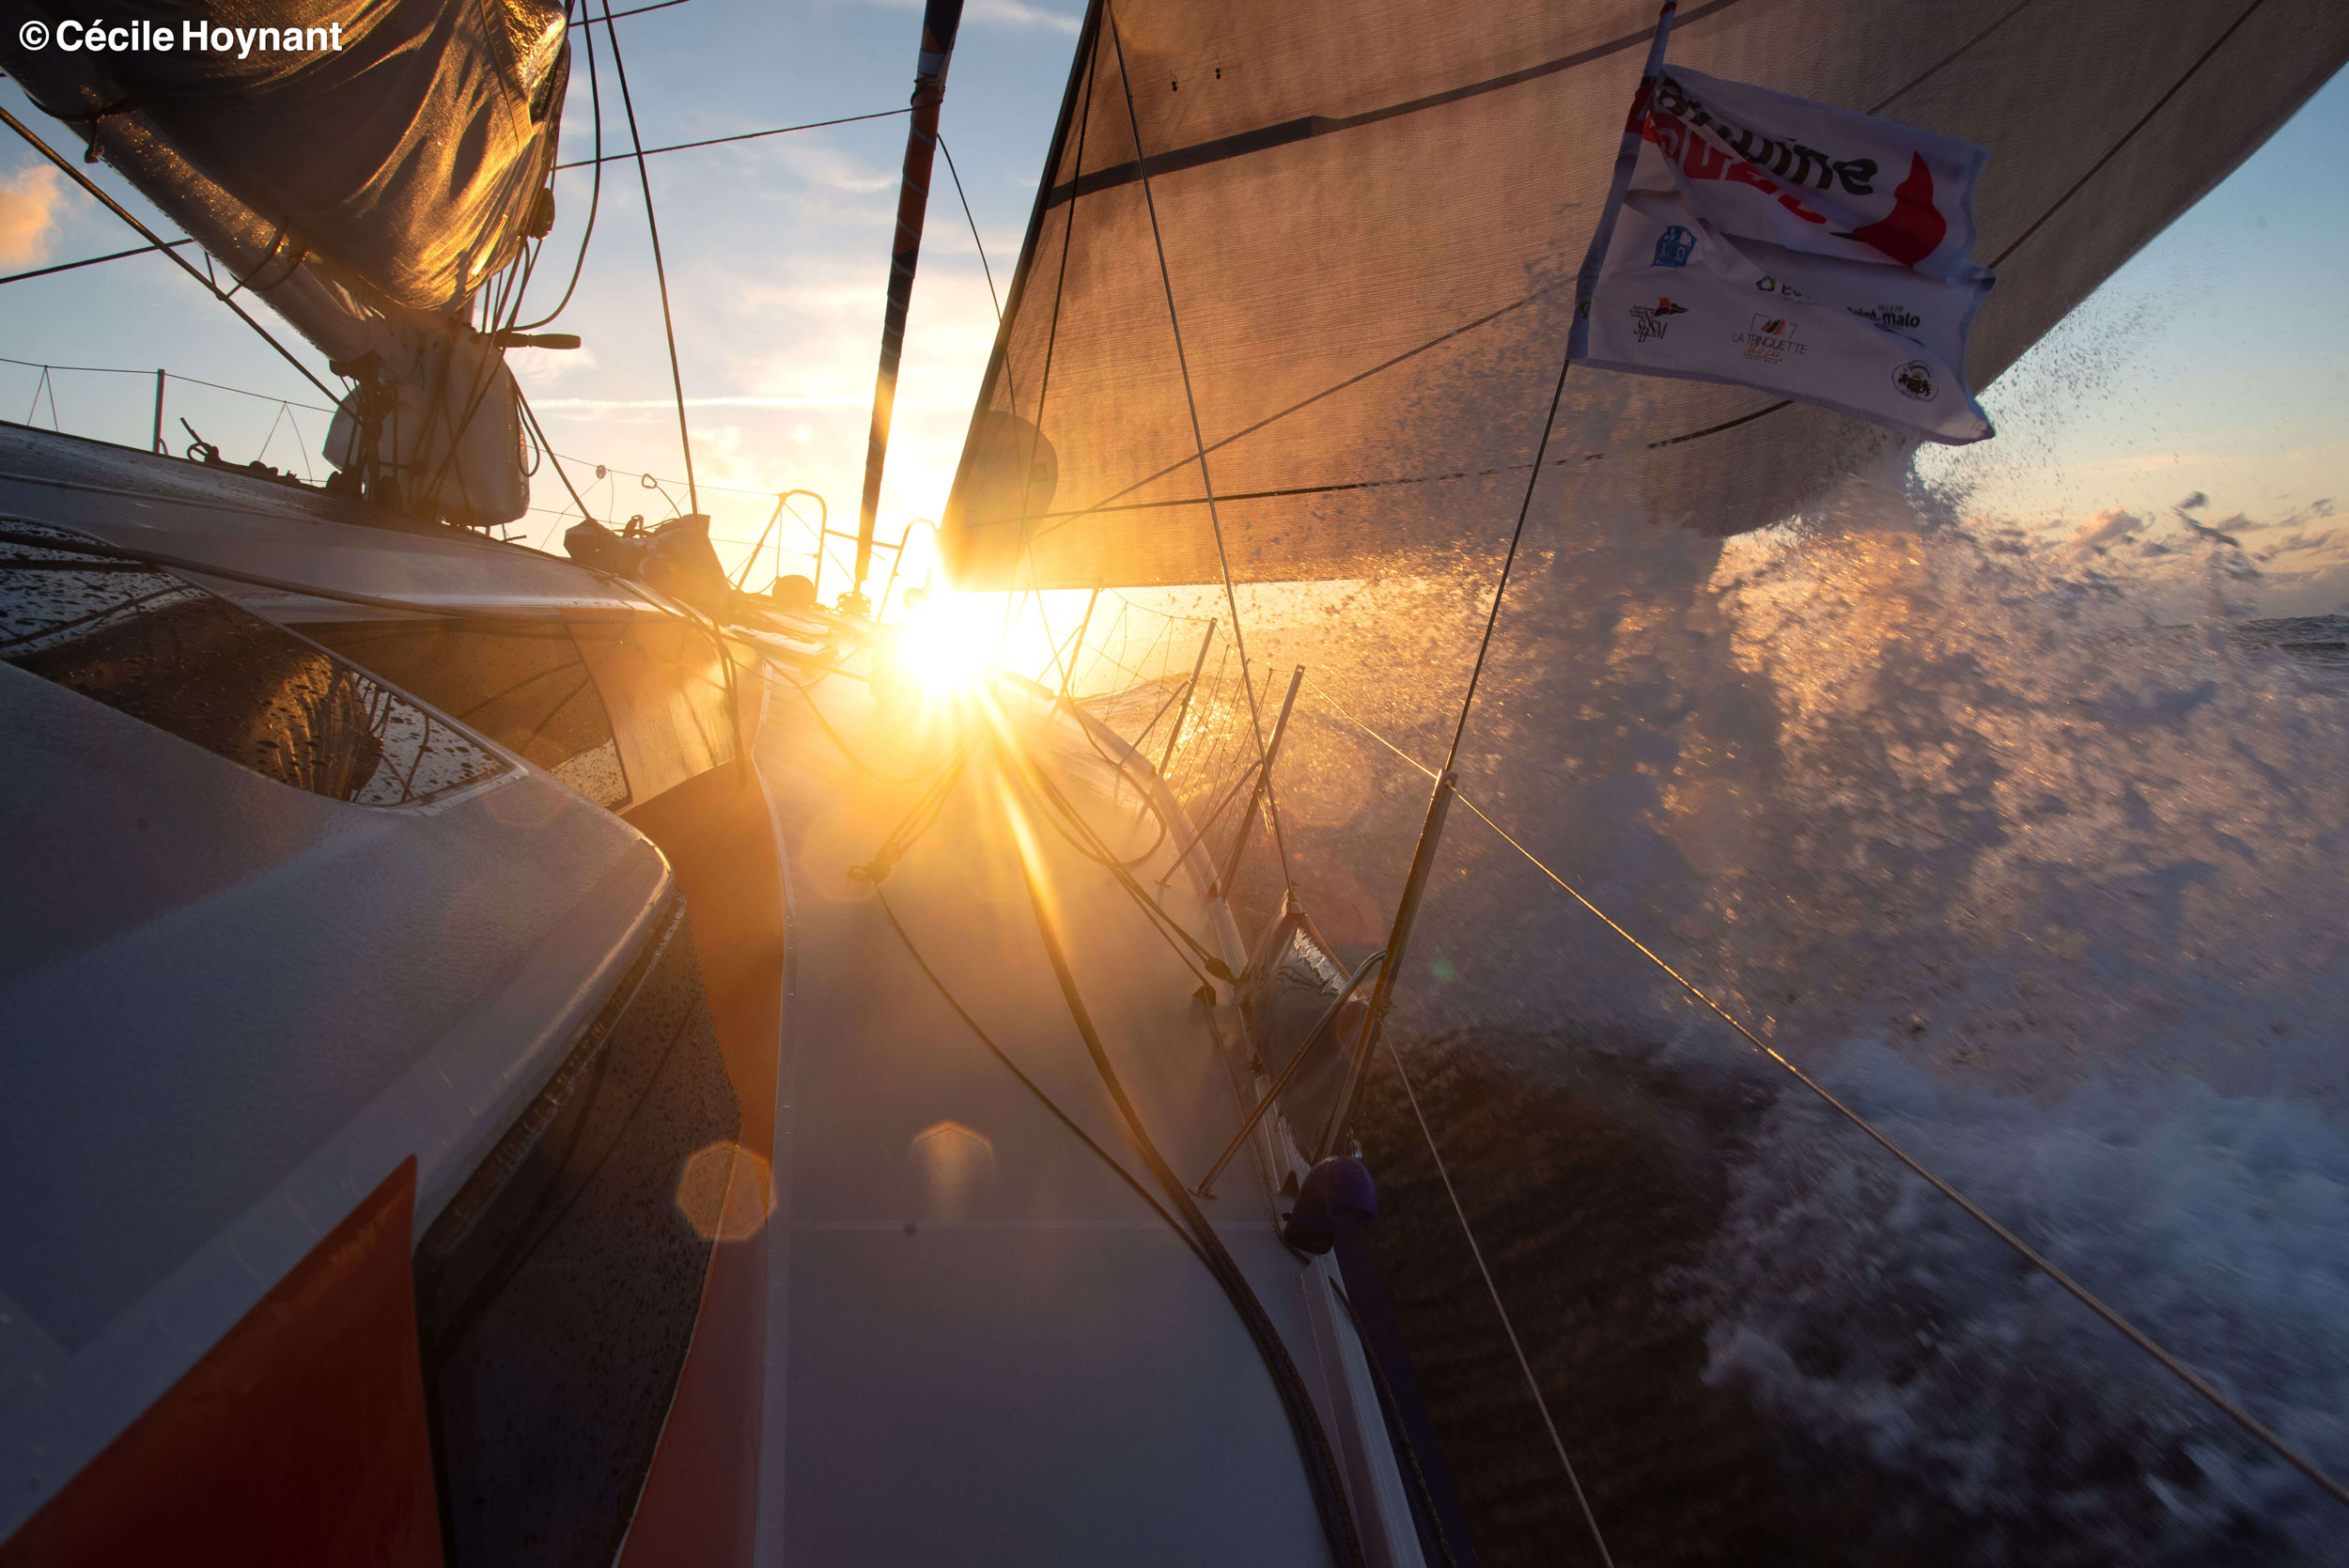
941;0;2349;589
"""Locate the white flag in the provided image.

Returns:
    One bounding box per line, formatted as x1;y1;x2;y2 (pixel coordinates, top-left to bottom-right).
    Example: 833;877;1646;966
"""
1570;65;1997;444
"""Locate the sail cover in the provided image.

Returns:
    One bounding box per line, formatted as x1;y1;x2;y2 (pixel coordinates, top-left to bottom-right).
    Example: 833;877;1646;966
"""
1;0;568;322
941;0;2349;589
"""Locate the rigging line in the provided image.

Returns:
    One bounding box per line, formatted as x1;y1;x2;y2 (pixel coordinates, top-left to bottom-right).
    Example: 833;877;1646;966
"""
935;133;1001;319
599;0;697;511
1180;654;1261;813
0;108;336;401
0;354;152;378
1432;307;1576;769
1992;0;2264;269
1018;281;1562;545
1382;1034;1615;1567
552;108;910;169
853;736;980;881
1110;587;1216;627
1104;6;1293;896
419;230;544;513
595;0;692;20
1646;398;1788;448
993;712;1222;974
868;884;1210;1269
419;210;553;513
1005;0;1102;569
1101;664;1190;760
1445;789;2349;1514
0;238;193;287
518;389;598;528
537;451;797;500
1014;839;1367;1568
1056;702;1176;869
1304;675;1436;780
1155;671;1275;889
983;31;1126;649
1001;735;1218;984
514;0;606;330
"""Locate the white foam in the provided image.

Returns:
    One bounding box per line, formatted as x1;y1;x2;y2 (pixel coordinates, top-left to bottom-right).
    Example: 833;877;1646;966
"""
1263;458;2349;1559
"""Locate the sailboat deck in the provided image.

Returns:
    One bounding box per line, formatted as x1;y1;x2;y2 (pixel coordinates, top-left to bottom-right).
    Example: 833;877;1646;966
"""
748;651;1406;1565
0;422;1419;1564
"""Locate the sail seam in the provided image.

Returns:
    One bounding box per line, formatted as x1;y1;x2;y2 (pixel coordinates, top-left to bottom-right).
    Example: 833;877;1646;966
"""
1990;0;2266;268
1045;0;1753;208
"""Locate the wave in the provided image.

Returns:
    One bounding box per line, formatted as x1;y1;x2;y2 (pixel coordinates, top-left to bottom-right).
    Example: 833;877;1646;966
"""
1250;459;2349;1561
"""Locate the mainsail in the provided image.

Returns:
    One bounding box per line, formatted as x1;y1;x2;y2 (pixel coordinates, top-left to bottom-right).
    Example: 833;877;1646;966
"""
1;0;572;525
941;0;2349;589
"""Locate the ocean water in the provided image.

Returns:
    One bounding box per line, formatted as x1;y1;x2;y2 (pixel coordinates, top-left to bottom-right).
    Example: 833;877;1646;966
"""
1231;464;2349;1563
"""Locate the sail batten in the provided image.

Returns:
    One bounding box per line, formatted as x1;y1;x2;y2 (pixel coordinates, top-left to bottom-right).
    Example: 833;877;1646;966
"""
941;0;2349;591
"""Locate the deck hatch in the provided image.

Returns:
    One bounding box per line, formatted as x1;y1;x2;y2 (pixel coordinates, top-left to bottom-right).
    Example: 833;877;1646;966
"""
298;615;633;811
0;520;506;806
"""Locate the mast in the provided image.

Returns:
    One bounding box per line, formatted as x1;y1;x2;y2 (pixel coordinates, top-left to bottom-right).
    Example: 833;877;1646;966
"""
850;0;968;613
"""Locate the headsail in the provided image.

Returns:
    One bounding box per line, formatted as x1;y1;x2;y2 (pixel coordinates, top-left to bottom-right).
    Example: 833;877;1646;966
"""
941;0;2349;590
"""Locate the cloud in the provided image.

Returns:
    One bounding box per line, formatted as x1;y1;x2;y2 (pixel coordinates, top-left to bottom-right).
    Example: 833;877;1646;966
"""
2066;507;2145;557
852;0;1080;32
508;343;599;388
0;165;62;268
531;392;963;411
968;0;1081;30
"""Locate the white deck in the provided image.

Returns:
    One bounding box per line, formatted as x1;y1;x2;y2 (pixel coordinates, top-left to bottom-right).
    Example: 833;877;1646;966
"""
747;655;1419;1566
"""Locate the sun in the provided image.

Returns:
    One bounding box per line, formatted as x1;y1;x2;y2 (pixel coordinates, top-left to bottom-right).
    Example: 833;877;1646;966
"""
889;588;996;693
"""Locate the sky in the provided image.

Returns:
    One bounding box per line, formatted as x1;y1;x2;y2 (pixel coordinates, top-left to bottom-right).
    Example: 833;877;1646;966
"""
0;5;2343;617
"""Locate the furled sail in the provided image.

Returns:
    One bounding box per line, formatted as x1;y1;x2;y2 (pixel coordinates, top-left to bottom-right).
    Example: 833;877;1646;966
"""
1;0;571;525
941;0;2349;589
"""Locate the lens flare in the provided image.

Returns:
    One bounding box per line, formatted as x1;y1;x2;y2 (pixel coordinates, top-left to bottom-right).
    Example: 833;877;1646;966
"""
676;1141;775;1241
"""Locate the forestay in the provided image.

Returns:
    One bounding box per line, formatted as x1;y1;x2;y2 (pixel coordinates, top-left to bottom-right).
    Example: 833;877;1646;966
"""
940;0;2349;589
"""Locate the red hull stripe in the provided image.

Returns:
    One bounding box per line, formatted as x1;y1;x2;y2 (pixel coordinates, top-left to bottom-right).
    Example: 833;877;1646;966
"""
4;1161;442;1568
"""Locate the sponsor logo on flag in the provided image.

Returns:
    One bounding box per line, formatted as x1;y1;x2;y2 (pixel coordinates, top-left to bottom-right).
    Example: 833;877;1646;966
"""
1651;225;1697;267
1629;298;1688;342
1739;315;1804;362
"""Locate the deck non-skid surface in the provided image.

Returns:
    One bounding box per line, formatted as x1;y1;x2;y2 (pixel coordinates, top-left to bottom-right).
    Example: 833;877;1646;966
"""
753;663;1336;1565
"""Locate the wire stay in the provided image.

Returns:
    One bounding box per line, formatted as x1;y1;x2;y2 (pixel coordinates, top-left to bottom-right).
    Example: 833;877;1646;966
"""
1303;673;2349;1513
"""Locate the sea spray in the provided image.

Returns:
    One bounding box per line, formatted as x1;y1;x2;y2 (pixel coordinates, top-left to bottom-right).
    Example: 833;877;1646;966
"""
1226;459;2349;1562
